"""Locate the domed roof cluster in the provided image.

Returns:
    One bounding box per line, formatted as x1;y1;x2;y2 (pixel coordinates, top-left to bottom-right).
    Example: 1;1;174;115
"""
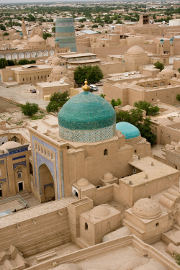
132;198;162;219
29;34;44;43
116;122;140;140
58;82;116;143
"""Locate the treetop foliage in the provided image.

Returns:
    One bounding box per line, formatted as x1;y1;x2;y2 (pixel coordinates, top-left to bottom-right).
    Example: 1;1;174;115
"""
134;101;159;116
74;65;103;86
46;91;69;113
0;58;36;69
116;107;156;145
154;61;164;71
21;102;39;117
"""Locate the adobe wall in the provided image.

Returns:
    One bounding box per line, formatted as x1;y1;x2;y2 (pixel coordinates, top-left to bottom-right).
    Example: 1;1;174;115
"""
100;62;126;77
128;88;144;106
0;67;15;82
103;83;130;105
24;235;179;270
174;59;180;70
155;125;180;145
114;172;179;207
0;200;72;257
165;150;180;170
144;85;180;105
37;84;69;99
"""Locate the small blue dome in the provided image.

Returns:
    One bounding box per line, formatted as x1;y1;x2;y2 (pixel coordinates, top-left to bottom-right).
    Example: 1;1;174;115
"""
58;91;116;143
116;122;140;139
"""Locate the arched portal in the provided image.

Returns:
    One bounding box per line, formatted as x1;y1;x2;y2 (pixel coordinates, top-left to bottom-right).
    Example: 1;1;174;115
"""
39;164;55;202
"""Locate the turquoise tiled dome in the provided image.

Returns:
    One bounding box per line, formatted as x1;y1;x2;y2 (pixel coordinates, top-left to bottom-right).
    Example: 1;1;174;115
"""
116;122;140;139
58;91;116;143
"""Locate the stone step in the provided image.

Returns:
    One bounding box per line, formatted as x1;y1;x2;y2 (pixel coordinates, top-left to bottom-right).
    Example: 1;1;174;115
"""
163;192;178;202
36;250;57;262
167;187;180;197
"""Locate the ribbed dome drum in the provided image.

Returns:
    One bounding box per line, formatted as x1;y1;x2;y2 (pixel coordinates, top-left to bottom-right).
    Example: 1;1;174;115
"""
58;91;116;143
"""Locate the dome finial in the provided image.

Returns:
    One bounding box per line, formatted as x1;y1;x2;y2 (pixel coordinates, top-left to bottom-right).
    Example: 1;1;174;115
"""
82;80;90;92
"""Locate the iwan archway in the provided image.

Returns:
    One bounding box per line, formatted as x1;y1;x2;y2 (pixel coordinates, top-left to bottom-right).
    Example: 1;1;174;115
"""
39;164;55;202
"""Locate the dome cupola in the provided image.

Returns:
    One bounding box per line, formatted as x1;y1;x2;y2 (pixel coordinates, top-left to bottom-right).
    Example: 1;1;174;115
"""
116;122;140;140
58;81;116;143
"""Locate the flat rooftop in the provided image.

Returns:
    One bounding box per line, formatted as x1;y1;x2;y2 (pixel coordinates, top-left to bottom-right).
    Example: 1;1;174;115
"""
34;236;176;270
11;64;52;71
69;58;100;64
37;81;69;87
120;157;178;186
0;197;77;229
107;71;146;81
59;53;96;59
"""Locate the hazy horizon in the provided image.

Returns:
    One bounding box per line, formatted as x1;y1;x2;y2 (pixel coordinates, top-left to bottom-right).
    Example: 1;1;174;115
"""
0;0;147;3
1;0;114;3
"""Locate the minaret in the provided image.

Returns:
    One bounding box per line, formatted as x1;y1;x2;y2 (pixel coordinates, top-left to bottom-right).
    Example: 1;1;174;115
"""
22;19;27;38
170;37;174;56
159;38;164;55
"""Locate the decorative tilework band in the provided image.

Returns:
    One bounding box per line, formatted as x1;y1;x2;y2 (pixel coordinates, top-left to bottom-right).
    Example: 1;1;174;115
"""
59;124;115;143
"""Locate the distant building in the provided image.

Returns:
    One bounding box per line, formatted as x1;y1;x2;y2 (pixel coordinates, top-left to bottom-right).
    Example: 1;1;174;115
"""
55;17;77;52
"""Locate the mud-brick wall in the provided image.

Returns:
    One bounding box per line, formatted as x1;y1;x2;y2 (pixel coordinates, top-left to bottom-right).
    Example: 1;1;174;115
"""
0;207;71;257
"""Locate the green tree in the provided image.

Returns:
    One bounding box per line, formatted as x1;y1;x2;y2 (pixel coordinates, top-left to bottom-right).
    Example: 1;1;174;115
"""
134;101;159;116
46;91;69;113
138;117;156;145
175;254;180;265
178;68;180;73
154;61;164;71
3;32;9;36
43;32;52;40
92;24;98;28
6;60;15;66
176;94;180;102
79;18;86;23
27;14;36;22
21;102;39;117
0;24;6;31
18;59;36;65
74;65;103;86
0;58;7;69
111;98;122;108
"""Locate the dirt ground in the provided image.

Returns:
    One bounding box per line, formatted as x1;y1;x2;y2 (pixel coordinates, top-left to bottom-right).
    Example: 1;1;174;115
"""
0;98;19;113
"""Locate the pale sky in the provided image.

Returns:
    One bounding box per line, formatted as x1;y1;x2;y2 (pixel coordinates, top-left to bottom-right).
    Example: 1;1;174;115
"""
0;0;83;3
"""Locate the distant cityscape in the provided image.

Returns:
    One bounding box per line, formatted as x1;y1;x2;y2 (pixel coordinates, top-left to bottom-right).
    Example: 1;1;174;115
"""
0;1;179;270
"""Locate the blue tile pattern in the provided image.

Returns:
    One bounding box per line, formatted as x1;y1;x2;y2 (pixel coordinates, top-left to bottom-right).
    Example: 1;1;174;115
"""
0;178;6;182
12;155;26;161
58;91;115;130
32;135;62;199
13;161;26;169
59;124;115;143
